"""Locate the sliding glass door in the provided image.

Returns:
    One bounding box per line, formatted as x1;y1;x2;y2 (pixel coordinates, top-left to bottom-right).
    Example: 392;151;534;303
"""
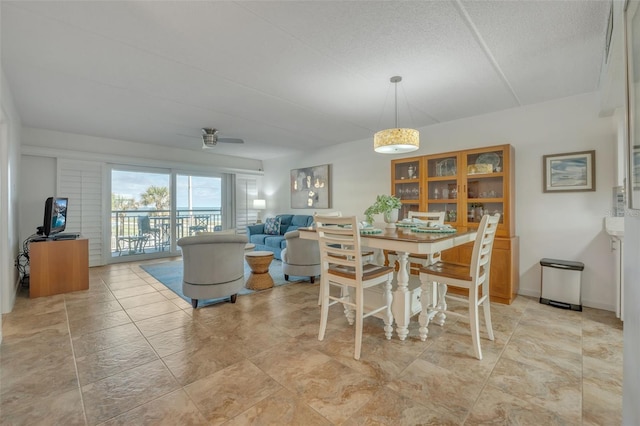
176;174;223;236
110;167;231;261
110;168;171;258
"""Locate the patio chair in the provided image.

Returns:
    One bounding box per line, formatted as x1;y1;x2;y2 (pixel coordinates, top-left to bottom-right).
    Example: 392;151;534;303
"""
138;215;161;250
189;215;209;234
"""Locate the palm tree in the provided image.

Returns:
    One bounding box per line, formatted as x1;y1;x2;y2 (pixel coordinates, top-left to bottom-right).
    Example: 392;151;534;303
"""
111;194;138;211
140;186;169;211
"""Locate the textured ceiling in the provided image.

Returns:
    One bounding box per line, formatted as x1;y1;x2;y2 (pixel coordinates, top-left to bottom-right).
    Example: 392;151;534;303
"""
1;1;610;160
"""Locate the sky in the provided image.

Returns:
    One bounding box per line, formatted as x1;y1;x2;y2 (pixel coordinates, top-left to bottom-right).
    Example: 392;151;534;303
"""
112;170;221;209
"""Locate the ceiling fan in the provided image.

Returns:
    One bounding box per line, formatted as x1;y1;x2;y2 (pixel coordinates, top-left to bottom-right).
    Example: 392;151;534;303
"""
201;128;244;148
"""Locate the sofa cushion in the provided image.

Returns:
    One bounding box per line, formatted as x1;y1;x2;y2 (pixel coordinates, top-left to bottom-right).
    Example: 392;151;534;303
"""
264;236;285;249
264;217;280;235
285;215;314;233
276;215;294;235
249;234;269;245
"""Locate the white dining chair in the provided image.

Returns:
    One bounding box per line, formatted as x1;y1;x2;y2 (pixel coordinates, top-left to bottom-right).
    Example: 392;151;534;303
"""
315;214;394;360
314;212;376;305
418;213;500;360
387;211;446;270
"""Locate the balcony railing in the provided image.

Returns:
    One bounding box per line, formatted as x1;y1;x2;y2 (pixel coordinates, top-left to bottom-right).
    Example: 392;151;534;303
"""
110;209;222;256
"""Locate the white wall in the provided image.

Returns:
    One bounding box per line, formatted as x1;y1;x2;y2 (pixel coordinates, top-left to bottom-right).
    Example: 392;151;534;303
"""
263;92;616;310
19;128;264;265
623;213;640;422
1;68;23;317
22;127;263;173
19;156;55;243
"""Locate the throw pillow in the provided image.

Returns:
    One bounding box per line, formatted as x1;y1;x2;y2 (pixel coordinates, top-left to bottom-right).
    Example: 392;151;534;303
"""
264;217;280;235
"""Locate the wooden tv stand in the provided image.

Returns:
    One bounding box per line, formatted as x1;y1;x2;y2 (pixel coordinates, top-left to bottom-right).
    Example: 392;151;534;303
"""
29;237;89;298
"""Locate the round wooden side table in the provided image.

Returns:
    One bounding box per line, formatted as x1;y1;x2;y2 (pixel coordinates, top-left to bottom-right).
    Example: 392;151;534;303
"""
245;251;274;290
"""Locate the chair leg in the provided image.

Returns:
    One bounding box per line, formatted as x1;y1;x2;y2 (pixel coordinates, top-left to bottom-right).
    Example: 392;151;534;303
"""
354;287;364;360
469;290;482;360
191;299;198;309
284;274;289;281
482;290;495;342
310;276;315;284
230;294;238;303
318;277;330;341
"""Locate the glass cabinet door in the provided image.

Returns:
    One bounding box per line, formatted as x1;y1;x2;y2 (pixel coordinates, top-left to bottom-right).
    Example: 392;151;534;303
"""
398;202;420;221
426;154;460;225
392;157;422;219
464;148;505;226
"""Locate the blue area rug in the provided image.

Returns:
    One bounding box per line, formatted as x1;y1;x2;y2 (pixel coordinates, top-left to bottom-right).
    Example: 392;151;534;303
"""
140;259;307;307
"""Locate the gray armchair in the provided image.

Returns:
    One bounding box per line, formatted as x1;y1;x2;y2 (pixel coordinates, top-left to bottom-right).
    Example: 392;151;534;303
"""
281;230;321;283
177;233;249;308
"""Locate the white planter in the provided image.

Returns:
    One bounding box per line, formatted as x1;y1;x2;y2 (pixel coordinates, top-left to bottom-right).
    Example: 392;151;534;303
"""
384;209;399;228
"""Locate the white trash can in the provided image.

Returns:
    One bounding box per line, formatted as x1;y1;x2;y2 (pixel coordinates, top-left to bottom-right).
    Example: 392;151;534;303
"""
540;258;584;311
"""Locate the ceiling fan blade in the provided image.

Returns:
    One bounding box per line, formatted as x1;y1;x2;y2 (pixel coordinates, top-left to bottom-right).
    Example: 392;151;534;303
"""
217;138;244;144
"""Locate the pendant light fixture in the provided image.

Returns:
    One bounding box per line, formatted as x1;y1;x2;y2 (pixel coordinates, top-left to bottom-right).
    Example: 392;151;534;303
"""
374;76;419;154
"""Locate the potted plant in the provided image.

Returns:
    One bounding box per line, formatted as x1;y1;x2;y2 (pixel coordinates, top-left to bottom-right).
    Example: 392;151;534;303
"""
364;194;402;225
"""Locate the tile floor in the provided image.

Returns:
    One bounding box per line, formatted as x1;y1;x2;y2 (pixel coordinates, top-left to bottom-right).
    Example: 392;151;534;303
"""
1;259;623;425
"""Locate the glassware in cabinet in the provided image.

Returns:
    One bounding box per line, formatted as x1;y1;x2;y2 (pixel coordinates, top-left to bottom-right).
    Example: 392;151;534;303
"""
428;179;458;201
392;158;421;181
427;155;458;178
425;200;459;225
398;202;421;221
394;182;420;201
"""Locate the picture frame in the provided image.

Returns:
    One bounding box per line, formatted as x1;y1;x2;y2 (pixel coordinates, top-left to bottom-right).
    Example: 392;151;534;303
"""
290;164;331;209
543;150;596;193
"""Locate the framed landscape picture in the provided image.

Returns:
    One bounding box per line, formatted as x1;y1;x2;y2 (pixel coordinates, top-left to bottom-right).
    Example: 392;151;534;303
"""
290;164;331;208
543;150;595;193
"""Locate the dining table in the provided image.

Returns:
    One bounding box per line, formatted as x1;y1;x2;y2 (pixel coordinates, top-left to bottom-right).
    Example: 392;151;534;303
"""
299;224;477;341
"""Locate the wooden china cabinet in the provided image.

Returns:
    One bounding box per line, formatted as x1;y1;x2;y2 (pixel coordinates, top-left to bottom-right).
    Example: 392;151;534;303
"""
391;144;519;304
391;156;424;219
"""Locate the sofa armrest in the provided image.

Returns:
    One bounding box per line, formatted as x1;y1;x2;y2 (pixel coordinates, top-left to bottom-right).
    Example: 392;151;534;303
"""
247;224;265;236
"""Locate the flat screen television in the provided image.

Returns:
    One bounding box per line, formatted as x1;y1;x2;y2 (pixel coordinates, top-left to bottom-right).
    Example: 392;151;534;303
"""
40;197;69;237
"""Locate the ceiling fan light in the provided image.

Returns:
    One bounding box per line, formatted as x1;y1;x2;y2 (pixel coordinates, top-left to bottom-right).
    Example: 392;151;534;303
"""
202;134;217;145
374;128;419;153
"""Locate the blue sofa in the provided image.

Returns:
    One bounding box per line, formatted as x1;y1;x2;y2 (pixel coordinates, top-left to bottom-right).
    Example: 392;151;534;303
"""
246;214;314;260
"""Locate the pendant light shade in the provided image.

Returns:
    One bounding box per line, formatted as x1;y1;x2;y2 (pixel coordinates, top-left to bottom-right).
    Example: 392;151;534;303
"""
374;76;419;154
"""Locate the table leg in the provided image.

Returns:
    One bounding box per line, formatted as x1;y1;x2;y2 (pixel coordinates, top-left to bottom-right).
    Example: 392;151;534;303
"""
344;286;355;325
434;283;448;326
391;251;410;341
374;249;385;266
418;278;433;341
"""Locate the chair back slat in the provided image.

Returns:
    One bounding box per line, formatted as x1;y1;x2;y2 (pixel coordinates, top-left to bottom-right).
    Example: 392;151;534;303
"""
315;215;363;278
408;211;445;224
470;213;500;284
